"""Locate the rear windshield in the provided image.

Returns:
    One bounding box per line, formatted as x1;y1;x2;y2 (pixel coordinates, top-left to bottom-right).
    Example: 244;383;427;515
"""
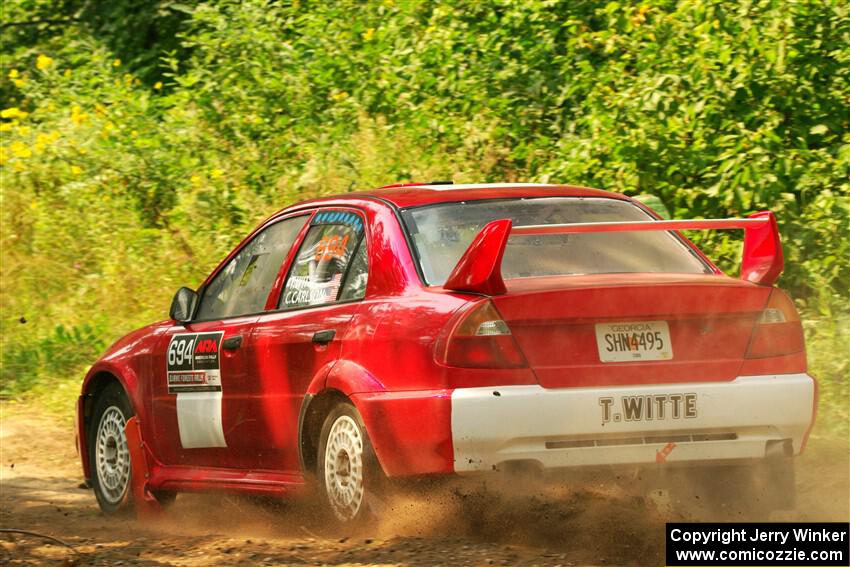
400;197;711;285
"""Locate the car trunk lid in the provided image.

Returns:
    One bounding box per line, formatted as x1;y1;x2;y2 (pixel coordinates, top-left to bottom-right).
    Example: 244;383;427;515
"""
492;274;770;388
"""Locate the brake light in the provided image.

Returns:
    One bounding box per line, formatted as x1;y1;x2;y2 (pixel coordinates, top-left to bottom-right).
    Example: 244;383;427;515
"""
745;290;805;359
437;301;528;368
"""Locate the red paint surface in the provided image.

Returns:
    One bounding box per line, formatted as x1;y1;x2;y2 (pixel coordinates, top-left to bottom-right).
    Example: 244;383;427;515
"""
444;219;511;295
741;211;784;286
76;184;811;494
352;390;454;476
124;417;164;518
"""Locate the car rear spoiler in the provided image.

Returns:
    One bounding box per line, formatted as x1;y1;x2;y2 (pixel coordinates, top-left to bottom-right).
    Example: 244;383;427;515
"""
443;211;783;295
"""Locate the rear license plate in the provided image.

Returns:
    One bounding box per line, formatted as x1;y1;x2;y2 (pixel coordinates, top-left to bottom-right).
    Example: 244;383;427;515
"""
595;321;673;363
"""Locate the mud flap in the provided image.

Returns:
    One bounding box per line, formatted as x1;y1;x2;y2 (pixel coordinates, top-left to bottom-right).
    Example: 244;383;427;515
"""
124;416;164;519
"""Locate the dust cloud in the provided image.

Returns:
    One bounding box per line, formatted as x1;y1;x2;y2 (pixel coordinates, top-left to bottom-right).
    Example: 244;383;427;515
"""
1;404;847;566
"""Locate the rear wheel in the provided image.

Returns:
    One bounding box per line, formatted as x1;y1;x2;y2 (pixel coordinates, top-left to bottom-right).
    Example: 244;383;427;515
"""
89;383;134;514
317;402;382;525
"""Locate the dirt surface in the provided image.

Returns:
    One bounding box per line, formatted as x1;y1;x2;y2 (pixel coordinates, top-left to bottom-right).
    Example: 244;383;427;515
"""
1;402;847;566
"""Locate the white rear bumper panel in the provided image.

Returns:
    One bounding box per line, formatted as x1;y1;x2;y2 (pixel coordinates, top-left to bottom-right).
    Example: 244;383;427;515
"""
451;373;815;473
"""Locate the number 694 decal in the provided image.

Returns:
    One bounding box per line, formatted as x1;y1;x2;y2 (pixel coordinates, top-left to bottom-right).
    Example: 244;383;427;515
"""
166;332;224;393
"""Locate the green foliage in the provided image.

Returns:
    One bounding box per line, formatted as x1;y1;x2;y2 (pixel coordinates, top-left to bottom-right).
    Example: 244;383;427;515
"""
0;0;847;431
804;312;850;438
0;0;197;88
0;322;107;395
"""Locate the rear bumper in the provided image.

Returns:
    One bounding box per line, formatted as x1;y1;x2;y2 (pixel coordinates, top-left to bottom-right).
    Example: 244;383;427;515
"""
451;373;816;473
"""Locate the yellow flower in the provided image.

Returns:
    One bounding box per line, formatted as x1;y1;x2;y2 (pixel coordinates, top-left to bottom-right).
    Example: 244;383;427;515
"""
362;28;375;41
154;81;163;90
113;58;122;67
425;25;437;34
0;123;12;132
16;125;30;136
331;91;349;101
190;175;202;185
70;105;88;125
13;78;26;88
34;131;60;152
0;147;7;165
64;69;72;78
211;168;224;179
8;69;19;79
1;107;28;120
71;165;83;175
10;141;32;158
36;54;54;70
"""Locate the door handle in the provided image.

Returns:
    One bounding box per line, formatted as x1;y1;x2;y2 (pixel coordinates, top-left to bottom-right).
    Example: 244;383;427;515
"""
312;329;336;344
222;335;243;350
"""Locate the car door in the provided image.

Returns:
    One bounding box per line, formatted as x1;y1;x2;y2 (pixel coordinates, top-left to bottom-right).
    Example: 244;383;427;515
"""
150;214;310;469
248;208;370;473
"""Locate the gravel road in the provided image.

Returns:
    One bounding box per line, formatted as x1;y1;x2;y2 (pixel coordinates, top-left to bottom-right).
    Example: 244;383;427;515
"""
1;403;847;566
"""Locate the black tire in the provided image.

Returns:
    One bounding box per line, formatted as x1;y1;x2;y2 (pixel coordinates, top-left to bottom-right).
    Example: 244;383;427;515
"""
316;402;384;526
88;383;135;515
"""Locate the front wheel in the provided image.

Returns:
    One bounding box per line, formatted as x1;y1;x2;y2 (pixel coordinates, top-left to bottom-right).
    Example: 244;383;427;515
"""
316;402;383;525
89;383;134;514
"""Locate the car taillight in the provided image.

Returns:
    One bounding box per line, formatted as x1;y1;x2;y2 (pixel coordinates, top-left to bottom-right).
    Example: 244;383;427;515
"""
745;289;805;359
437;300;528;368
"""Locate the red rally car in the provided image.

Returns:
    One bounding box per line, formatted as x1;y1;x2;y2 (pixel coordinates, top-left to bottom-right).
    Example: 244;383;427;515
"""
76;183;816;523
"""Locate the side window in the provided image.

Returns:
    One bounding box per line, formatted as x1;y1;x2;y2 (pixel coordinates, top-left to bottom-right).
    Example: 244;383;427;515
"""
339;239;368;301
281;211;366;309
196;215;308;320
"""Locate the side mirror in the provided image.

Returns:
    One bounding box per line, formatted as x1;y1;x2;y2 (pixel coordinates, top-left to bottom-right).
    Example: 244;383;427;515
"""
741;211;784;286
169;287;198;324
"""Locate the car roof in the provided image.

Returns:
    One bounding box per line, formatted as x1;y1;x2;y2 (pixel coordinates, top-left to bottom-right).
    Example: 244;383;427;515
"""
293;183;631;210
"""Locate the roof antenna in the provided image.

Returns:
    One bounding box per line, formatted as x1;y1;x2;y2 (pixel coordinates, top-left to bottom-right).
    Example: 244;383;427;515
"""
425;180;453;185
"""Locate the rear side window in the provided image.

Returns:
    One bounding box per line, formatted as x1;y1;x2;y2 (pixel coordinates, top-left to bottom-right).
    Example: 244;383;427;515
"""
401;197;710;285
280;211;367;309
197;215;308;320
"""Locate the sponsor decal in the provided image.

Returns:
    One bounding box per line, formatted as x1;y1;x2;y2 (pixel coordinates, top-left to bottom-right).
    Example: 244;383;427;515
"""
311;210;364;234
282;273;343;306
315;234;350;262
166;332;224;393
166;331;227;448
599;393;698;423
